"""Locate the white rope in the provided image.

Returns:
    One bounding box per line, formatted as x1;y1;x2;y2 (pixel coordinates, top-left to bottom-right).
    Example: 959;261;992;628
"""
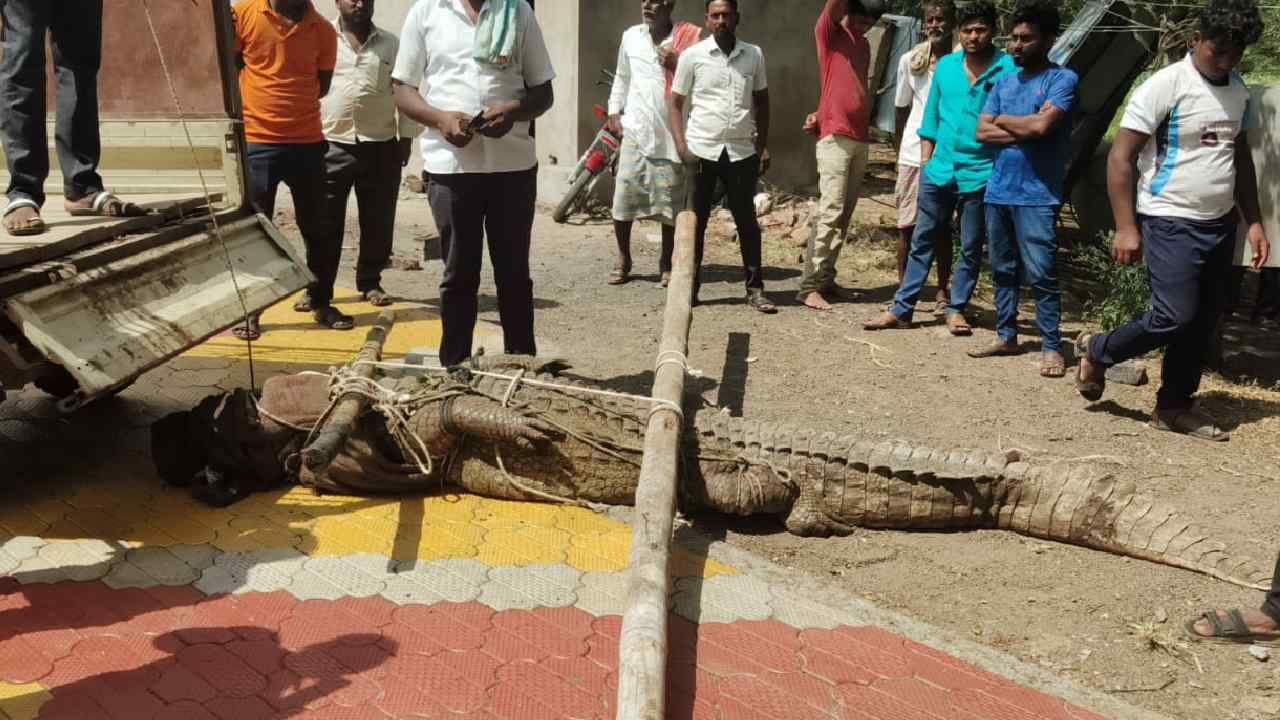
352;360;687;423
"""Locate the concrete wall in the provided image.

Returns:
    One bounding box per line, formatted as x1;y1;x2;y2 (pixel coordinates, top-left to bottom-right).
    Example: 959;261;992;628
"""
311;0;840;195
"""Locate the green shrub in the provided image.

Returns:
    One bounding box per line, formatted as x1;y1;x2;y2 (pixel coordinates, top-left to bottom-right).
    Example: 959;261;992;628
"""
1072;232;1151;331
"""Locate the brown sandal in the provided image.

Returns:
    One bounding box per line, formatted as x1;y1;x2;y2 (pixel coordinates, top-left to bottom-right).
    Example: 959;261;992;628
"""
314;306;355;331
946;313;973;336
608;265;631;285
966;341;1021;359
3;201;46;236
1074;333;1105;401
1040;351;1066;378
231;314;261;341
1151;407;1230;442
864;311;908;331
363;288;393;307
65;191;148;218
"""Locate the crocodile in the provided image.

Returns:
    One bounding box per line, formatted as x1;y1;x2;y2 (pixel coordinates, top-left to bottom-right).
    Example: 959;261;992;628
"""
151;355;1272;591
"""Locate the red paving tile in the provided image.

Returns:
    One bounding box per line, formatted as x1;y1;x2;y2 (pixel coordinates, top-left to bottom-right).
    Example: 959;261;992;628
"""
0;580;1115;720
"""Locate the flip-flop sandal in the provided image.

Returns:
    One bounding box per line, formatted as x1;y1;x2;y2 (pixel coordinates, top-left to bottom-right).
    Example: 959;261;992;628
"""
966;342;1021;359
1151;407;1230;442
607;266;631;285
2;200;45;236
863;312;908;330
1185;610;1280;646
293;295;314;313
1073;333;1105;401
231;315;261;341
314;306;355;331
363;288;393;307
659;272;670;288
65;191;148;218
946;315;973;336
1040;351;1066;378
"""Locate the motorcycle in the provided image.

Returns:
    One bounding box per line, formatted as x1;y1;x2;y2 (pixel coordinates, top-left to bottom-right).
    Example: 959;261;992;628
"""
552;70;622;224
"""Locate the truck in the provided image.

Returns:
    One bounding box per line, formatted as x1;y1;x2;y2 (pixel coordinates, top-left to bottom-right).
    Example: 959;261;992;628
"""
0;1;312;412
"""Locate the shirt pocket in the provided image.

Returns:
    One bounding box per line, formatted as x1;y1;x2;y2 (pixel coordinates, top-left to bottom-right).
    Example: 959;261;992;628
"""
377;60;393;93
735;70;754;109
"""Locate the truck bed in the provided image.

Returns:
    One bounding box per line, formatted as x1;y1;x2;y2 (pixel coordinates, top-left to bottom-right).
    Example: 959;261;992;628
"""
0;193;215;273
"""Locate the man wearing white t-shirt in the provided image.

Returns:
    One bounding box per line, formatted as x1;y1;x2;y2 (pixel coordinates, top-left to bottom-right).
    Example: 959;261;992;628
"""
1076;0;1270;441
893;0;954;307
391;0;555;368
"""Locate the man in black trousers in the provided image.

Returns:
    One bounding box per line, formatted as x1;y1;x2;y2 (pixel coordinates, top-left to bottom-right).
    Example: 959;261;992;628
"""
1;0;144;237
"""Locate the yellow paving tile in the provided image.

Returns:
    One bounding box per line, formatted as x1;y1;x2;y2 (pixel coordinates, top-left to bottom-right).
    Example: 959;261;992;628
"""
0;682;51;720
475;525;569;566
472;499;565;529
565;530;633;573
183;289;478;367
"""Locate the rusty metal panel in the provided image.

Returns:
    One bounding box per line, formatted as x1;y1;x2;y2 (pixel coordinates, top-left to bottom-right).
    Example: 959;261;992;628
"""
3;215;313;398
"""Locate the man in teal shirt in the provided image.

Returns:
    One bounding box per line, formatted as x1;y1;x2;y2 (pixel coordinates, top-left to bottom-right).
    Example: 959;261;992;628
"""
866;1;1012;334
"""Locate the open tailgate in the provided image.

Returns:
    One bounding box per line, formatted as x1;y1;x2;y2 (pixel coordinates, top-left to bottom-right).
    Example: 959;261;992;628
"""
0;210;312;399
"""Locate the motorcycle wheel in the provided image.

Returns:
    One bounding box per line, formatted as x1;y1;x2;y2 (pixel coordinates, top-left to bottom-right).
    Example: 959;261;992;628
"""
552;171;595;224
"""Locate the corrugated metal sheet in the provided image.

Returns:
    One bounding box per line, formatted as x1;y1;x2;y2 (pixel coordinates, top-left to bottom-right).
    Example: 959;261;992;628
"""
1236;86;1280;269
4;215;313;398
1051;0;1159;198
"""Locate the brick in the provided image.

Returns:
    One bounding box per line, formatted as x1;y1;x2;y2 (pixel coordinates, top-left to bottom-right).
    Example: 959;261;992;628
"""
718;675;835;720
950;689;1052;720
154;699;221;720
151;664;219;703
203;694;278;720
226;639;287;676
871;678;962;719
802;629;911;680
839;684;950;720
177;643;268;698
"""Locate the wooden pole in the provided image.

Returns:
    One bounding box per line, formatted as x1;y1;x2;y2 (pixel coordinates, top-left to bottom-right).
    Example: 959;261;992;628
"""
300;309;396;473
615;208;696;719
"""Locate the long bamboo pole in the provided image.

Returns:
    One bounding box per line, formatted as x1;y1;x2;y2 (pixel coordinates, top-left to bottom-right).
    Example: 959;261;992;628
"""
300;309;396;473
615;208;696;719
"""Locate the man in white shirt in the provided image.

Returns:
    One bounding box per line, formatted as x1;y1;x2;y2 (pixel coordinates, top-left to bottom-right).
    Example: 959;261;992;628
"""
391;0;555;368
1076;0;1270;441
670;0;774;313
606;0;701;288
321;0;420;307
893;0;954;307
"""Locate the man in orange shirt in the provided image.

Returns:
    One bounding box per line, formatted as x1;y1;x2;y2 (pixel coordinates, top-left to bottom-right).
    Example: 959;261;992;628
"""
232;0;349;340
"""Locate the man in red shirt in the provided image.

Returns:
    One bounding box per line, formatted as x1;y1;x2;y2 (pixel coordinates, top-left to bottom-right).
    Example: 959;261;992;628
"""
797;0;884;311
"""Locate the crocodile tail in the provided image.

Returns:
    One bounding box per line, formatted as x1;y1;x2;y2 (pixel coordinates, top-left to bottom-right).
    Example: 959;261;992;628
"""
1002;461;1272;591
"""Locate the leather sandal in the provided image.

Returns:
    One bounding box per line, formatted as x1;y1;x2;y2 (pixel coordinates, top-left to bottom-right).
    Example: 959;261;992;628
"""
863;311;908;331
293;294;314;313
1185;609;1280;646
946;313;973;336
746;289;777;314
3;200;45;236
363;287;393;307
966;341;1021;359
231;314;261;341
1040;351;1066;378
1073;333;1106;401
313;306;355;331
65;191;148;217
1151;407;1230;442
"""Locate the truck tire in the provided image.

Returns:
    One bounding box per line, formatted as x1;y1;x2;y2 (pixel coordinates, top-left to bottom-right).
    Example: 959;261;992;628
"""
552;172;594;224
33;366;78;398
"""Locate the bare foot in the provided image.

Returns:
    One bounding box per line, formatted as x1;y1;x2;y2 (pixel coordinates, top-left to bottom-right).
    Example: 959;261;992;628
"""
801;291;832;312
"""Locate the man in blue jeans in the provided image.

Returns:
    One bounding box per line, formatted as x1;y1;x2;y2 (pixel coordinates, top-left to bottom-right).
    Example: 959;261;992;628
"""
971;1;1076;378
1076;0;1269;442
865;1;1012;335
